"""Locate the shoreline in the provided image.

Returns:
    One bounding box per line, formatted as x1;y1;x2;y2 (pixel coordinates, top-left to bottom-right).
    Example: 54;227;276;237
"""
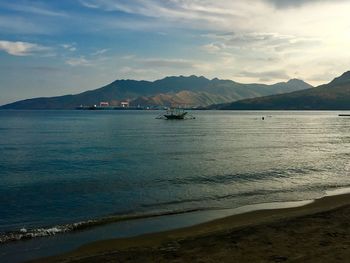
4;186;350;245
33;192;350;262
0;200;313;245
0;198;330;263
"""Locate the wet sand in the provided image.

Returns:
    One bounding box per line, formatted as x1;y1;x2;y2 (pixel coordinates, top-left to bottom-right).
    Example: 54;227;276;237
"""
33;193;350;263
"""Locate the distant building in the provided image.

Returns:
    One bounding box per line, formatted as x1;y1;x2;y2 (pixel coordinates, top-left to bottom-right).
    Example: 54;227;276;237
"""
121;101;129;107
100;102;109;107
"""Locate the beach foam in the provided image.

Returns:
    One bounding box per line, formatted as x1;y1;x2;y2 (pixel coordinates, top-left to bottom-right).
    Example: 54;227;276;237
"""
0;199;314;244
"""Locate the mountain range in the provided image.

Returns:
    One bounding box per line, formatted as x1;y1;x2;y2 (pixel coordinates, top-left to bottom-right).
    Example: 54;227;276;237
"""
0;76;312;110
210;71;350;110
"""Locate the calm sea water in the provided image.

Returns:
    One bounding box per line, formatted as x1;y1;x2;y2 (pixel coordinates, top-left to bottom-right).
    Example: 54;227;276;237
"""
0;110;349;242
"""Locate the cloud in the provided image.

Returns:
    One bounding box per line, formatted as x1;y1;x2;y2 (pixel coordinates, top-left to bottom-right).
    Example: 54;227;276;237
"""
79;0;100;9
0;15;53;34
117;55;214;79
76;0;350;38
1;65;62;73
0;40;50;56
61;43;77;52
122;55;199;69
121;54;136;60
237;70;290;81
201;43;224;53
204;32;320;52
78;0;255;31
131;56;216;72
79;0;247;20
200;32;322;78
139;58;195;69
2;0;350;88
92;48;108;56
64;51;111;67
120;66;156;75
265;0;347;8
25;66;62;72
227;32;291;44
65;57;92;66
0;2;67;17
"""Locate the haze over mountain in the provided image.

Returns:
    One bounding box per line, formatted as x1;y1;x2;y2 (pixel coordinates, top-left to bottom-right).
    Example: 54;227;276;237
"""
211;71;350;110
0;76;312;110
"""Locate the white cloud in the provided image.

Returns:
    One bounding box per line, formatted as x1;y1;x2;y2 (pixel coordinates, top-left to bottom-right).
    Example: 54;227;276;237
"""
120;66;156;75
0;15;53;34
201;43;224;53
2;0;350;87
61;43;77;52
121;55;213;72
139;58;195;69
92;48;108;56
79;0;100;9
116;55;214;80
237;70;290;81
121;54;136;60
65;57;92;66
201;32;322;70
0;40;50;56
0;2;67;17
73;1;350;88
88;1;257;32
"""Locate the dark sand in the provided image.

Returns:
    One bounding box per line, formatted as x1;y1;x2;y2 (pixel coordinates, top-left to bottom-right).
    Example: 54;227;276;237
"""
33;193;350;263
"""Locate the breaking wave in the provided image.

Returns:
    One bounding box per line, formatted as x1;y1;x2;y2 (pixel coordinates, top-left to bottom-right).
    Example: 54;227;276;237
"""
0;208;208;244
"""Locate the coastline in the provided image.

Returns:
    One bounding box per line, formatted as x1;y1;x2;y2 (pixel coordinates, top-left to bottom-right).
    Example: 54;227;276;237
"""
33;192;350;263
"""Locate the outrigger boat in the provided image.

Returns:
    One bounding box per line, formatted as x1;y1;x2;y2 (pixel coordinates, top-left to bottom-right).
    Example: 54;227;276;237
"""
156;108;195;120
164;108;187;119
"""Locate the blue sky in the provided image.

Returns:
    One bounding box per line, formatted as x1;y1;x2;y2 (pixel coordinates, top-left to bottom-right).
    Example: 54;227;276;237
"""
1;0;350;105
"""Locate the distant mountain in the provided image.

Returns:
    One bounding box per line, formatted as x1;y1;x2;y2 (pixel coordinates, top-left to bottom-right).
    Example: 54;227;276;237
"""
0;75;312;110
211;71;350;110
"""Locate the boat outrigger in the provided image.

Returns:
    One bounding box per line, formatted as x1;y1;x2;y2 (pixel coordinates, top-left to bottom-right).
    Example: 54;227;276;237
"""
156;108;195;120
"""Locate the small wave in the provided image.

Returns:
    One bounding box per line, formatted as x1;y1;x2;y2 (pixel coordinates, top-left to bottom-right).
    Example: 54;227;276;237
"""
2;180;347;245
159;167;323;186
0;220;95;244
140;183;350;210
0;208;208;244
140;189;274;209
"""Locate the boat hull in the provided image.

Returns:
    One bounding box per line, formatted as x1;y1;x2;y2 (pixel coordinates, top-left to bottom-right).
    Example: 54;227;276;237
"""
164;112;187;119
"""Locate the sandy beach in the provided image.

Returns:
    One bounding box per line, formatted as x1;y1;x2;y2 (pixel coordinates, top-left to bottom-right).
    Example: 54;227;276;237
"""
32;193;350;263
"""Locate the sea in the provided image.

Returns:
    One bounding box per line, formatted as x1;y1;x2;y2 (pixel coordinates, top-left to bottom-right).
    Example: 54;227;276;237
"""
0;110;349;262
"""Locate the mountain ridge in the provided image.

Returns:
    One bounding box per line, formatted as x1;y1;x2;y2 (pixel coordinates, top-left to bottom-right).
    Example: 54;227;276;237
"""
0;75;312;110
210;71;350;110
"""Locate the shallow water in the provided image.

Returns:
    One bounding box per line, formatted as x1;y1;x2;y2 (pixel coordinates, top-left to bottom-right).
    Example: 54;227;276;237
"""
0;110;350;260
0;199;313;263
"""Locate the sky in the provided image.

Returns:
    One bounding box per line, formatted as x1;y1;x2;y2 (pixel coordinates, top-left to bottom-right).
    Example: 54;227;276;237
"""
1;0;350;105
